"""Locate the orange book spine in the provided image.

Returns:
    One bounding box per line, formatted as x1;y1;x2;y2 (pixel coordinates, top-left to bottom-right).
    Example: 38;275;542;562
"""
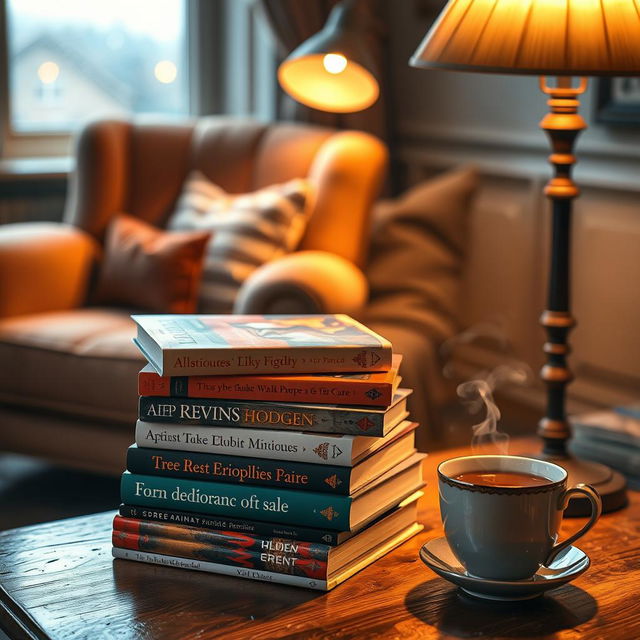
138;370;396;406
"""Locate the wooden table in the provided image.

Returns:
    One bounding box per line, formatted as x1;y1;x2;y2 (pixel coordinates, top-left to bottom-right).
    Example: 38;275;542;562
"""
1;439;638;640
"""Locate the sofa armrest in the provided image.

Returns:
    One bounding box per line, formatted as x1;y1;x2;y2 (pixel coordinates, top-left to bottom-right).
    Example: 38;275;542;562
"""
0;223;98;318
234;251;368;315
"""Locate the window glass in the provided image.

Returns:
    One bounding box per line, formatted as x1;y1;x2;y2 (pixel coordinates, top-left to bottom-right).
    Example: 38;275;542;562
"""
7;0;188;132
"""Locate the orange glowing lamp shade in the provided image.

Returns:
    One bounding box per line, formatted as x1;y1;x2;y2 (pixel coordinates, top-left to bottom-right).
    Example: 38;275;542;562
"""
279;53;378;113
277;1;380;113
410;0;640;76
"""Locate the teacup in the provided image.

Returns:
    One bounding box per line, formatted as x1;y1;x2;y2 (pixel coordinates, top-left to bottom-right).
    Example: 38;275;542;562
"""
437;455;602;581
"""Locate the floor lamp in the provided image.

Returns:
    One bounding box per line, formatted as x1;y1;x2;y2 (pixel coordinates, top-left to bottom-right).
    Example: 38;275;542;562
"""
410;0;635;515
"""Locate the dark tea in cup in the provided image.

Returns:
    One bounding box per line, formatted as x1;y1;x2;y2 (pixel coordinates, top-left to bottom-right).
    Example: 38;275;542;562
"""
453;471;552;488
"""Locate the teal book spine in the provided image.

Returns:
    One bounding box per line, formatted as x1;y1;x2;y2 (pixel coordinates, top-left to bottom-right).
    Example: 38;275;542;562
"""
120;472;352;531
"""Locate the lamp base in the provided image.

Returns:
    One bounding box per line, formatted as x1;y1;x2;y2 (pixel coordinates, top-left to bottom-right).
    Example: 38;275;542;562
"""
532;452;628;516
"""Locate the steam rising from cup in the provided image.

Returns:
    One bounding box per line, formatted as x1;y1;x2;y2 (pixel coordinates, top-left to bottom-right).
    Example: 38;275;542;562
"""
457;364;531;454
441;321;533;454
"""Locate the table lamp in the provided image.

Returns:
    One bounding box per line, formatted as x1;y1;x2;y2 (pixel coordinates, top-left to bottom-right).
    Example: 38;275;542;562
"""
277;0;379;113
410;0;638;515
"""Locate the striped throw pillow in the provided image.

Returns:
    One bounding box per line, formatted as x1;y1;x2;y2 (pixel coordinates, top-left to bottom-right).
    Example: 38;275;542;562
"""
167;171;311;312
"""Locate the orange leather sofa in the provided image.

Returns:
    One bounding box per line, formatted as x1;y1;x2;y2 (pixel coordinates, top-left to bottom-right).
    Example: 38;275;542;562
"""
0;117;387;474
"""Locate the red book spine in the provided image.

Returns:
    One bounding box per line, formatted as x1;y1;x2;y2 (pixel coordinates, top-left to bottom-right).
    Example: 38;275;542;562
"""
138;372;170;397
112;516;326;557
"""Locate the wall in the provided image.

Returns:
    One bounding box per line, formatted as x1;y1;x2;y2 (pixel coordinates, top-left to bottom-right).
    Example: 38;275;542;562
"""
388;1;640;416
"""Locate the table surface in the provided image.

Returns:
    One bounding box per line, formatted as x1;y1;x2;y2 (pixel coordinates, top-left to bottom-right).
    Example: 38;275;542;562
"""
1;438;638;640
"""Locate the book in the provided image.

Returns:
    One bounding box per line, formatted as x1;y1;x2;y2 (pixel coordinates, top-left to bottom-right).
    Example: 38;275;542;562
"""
132;314;392;376
138;356;402;407
135;418;418;467
126;427;417;494
138;389;411;437
615;404;640;420
569;438;640;478
571;410;640;447
120;453;424;531
113;530;328;578
113;516;332;561
118;504;348;545
112;495;421;580
112;521;423;591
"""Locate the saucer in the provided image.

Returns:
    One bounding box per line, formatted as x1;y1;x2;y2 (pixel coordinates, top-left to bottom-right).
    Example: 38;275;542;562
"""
419;537;590;601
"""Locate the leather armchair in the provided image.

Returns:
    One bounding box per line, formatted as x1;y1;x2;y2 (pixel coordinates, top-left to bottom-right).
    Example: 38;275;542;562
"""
0;117;387;474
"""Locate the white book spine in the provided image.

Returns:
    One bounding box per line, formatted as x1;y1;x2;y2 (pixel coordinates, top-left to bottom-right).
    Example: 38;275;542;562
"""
135;420;355;466
112;547;327;590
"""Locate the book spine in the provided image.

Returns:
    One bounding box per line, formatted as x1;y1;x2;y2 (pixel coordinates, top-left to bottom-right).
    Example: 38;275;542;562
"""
138;371;185;397
138;397;384;436
112;547;327;590
127;446;353;494
113;516;330;560
162;345;392;377
138;370;392;407
118;504;342;545
121;473;352;530
113;530;329;579
135;421;356;467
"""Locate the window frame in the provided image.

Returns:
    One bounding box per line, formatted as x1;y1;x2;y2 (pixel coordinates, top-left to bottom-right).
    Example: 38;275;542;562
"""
0;0;209;159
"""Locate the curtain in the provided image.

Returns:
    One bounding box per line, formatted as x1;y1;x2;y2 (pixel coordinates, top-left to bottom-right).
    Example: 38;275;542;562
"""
257;0;389;142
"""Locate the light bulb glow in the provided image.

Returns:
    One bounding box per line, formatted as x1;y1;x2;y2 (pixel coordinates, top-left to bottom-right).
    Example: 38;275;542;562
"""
38;61;59;84
154;60;178;84
323;53;347;74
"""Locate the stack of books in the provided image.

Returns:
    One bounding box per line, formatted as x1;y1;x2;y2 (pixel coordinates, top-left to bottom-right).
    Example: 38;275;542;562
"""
112;314;425;590
570;405;640;489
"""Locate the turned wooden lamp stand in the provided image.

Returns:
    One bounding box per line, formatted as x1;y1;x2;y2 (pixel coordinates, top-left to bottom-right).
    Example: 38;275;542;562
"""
537;77;626;515
409;0;640;515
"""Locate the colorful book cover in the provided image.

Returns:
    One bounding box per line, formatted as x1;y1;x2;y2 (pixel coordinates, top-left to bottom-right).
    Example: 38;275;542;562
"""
113;515;331;561
132;314;392;376
137;355;402;407
127;446;355;494
112;530;329;579
137;389;411;437
112;522;424;591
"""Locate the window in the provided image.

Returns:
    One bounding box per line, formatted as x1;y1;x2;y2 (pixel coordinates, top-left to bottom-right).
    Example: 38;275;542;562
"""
6;0;189;134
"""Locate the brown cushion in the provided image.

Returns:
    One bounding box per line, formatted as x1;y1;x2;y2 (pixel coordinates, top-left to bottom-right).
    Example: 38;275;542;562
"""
363;167;479;341
0;309;142;425
92;214;210;313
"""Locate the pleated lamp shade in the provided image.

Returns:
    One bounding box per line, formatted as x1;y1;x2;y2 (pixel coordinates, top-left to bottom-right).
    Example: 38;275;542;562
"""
410;0;640;76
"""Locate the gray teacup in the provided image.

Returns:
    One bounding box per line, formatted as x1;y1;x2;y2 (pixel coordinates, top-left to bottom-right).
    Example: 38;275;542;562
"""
438;455;602;581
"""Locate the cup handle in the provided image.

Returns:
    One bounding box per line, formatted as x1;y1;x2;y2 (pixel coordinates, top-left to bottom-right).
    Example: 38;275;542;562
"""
546;483;602;566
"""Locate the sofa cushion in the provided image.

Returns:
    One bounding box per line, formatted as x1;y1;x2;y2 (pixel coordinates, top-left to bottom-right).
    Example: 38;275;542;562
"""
167;171;311;313
363;166;479;341
0;309;143;426
92;213;211;313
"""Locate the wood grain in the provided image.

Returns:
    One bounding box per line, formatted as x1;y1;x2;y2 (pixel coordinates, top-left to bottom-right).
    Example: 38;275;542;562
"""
1;439;638;640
